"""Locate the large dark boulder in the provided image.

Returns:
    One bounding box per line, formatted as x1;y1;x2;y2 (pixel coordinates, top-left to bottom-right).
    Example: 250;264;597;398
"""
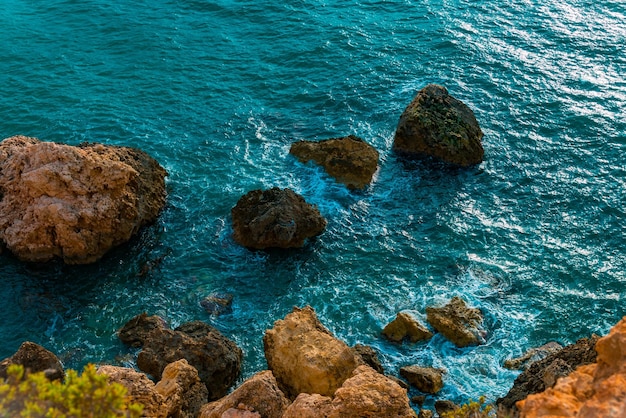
119;314;242;401
0;135;167;264
393;84;484;167
289;135;379;189
426;296;485;348
496;335;600;416
231;188;326;249
0;341;64;381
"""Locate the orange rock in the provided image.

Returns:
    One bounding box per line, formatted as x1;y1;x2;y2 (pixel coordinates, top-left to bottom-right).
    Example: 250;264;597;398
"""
517;317;626;418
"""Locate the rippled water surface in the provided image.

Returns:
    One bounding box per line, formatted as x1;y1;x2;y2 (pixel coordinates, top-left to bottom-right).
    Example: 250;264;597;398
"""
1;0;625;409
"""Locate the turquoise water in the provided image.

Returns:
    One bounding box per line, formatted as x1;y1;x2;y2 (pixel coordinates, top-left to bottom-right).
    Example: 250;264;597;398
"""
1;0;625;409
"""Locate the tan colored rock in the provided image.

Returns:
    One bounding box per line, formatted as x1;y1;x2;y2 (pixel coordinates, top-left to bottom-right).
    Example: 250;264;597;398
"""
517;317;626;418
282;393;333;418
154;359;208;418
330;365;417;417
198;370;289;418
393;84;484;167
382;312;433;343
97;365;167;418
263;306;360;398
426;296;484;347
0;136;167;264
289;135;379;189
282;366;416;418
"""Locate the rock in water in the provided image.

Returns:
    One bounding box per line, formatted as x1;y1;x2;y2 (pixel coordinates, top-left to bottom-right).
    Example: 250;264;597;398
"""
119;314;242;401
289;135;379;189
393;84;484;166
382;311;433;343
263;306;360;398
0;135;167;264
231;188;326;249
425;296;485;348
399;365;445;394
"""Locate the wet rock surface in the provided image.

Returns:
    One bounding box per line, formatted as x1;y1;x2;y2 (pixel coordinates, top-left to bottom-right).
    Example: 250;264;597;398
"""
426;296;485;348
231;187;326;249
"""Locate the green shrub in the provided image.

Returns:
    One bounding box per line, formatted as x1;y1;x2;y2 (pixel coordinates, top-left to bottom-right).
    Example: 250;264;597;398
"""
442;396;495;418
0;363;143;418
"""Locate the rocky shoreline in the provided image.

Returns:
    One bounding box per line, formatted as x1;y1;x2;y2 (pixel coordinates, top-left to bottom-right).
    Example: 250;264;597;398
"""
1;84;623;416
2;309;625;417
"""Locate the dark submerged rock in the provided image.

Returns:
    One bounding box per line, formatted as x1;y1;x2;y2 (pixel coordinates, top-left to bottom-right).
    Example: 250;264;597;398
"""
504;341;564;370
393;84;484;167
231;187;326;249
200;291;234;316
289;134;379;189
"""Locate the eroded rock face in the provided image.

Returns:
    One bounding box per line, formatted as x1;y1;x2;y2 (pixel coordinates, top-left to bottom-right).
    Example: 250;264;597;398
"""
154;359;208;418
281;366;417;418
331;365;417;418
289;135;379;189
119;314;242;401
0;136;167;264
497;334;600;415
393;84;484;167
0;341;64;381
425;296;484;348
383;312;433;343
263;306;360;398
97;365;167;418
516;318;626;418
231;188;326;249
198;370;290;418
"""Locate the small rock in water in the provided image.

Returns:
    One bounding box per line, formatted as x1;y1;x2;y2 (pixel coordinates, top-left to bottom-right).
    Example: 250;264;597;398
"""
200;291;234;316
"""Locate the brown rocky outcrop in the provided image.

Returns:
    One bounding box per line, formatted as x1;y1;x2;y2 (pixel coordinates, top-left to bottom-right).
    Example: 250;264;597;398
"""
352;344;385;374
0;136;167;264
263;306;360;398
393;84;484;167
425;296;485;348
0;341;64;381
289;135;379;189
97;365;167;418
383;312;433;343
198;370;290;418
516;317;626;417
155;359;208;418
399;366;445;394
282;366;417;418
119;314;242;401
231;188;326;249
497;333;600;415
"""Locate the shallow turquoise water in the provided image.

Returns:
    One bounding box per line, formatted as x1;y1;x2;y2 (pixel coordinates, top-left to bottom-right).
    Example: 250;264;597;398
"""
1;0;625;408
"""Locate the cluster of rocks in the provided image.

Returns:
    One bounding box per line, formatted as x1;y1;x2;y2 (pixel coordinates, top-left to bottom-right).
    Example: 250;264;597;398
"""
3;310;626;417
230;84;484;250
0;83;483;259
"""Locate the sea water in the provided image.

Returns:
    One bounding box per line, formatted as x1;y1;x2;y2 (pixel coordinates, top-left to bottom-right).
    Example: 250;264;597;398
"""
0;0;625;409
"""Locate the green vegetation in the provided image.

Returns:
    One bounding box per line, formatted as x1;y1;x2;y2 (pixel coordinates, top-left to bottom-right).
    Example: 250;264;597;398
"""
442;396;496;418
0;364;143;418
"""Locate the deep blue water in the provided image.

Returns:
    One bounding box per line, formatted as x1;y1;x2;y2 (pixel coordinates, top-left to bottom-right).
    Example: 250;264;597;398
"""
1;0;625;409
